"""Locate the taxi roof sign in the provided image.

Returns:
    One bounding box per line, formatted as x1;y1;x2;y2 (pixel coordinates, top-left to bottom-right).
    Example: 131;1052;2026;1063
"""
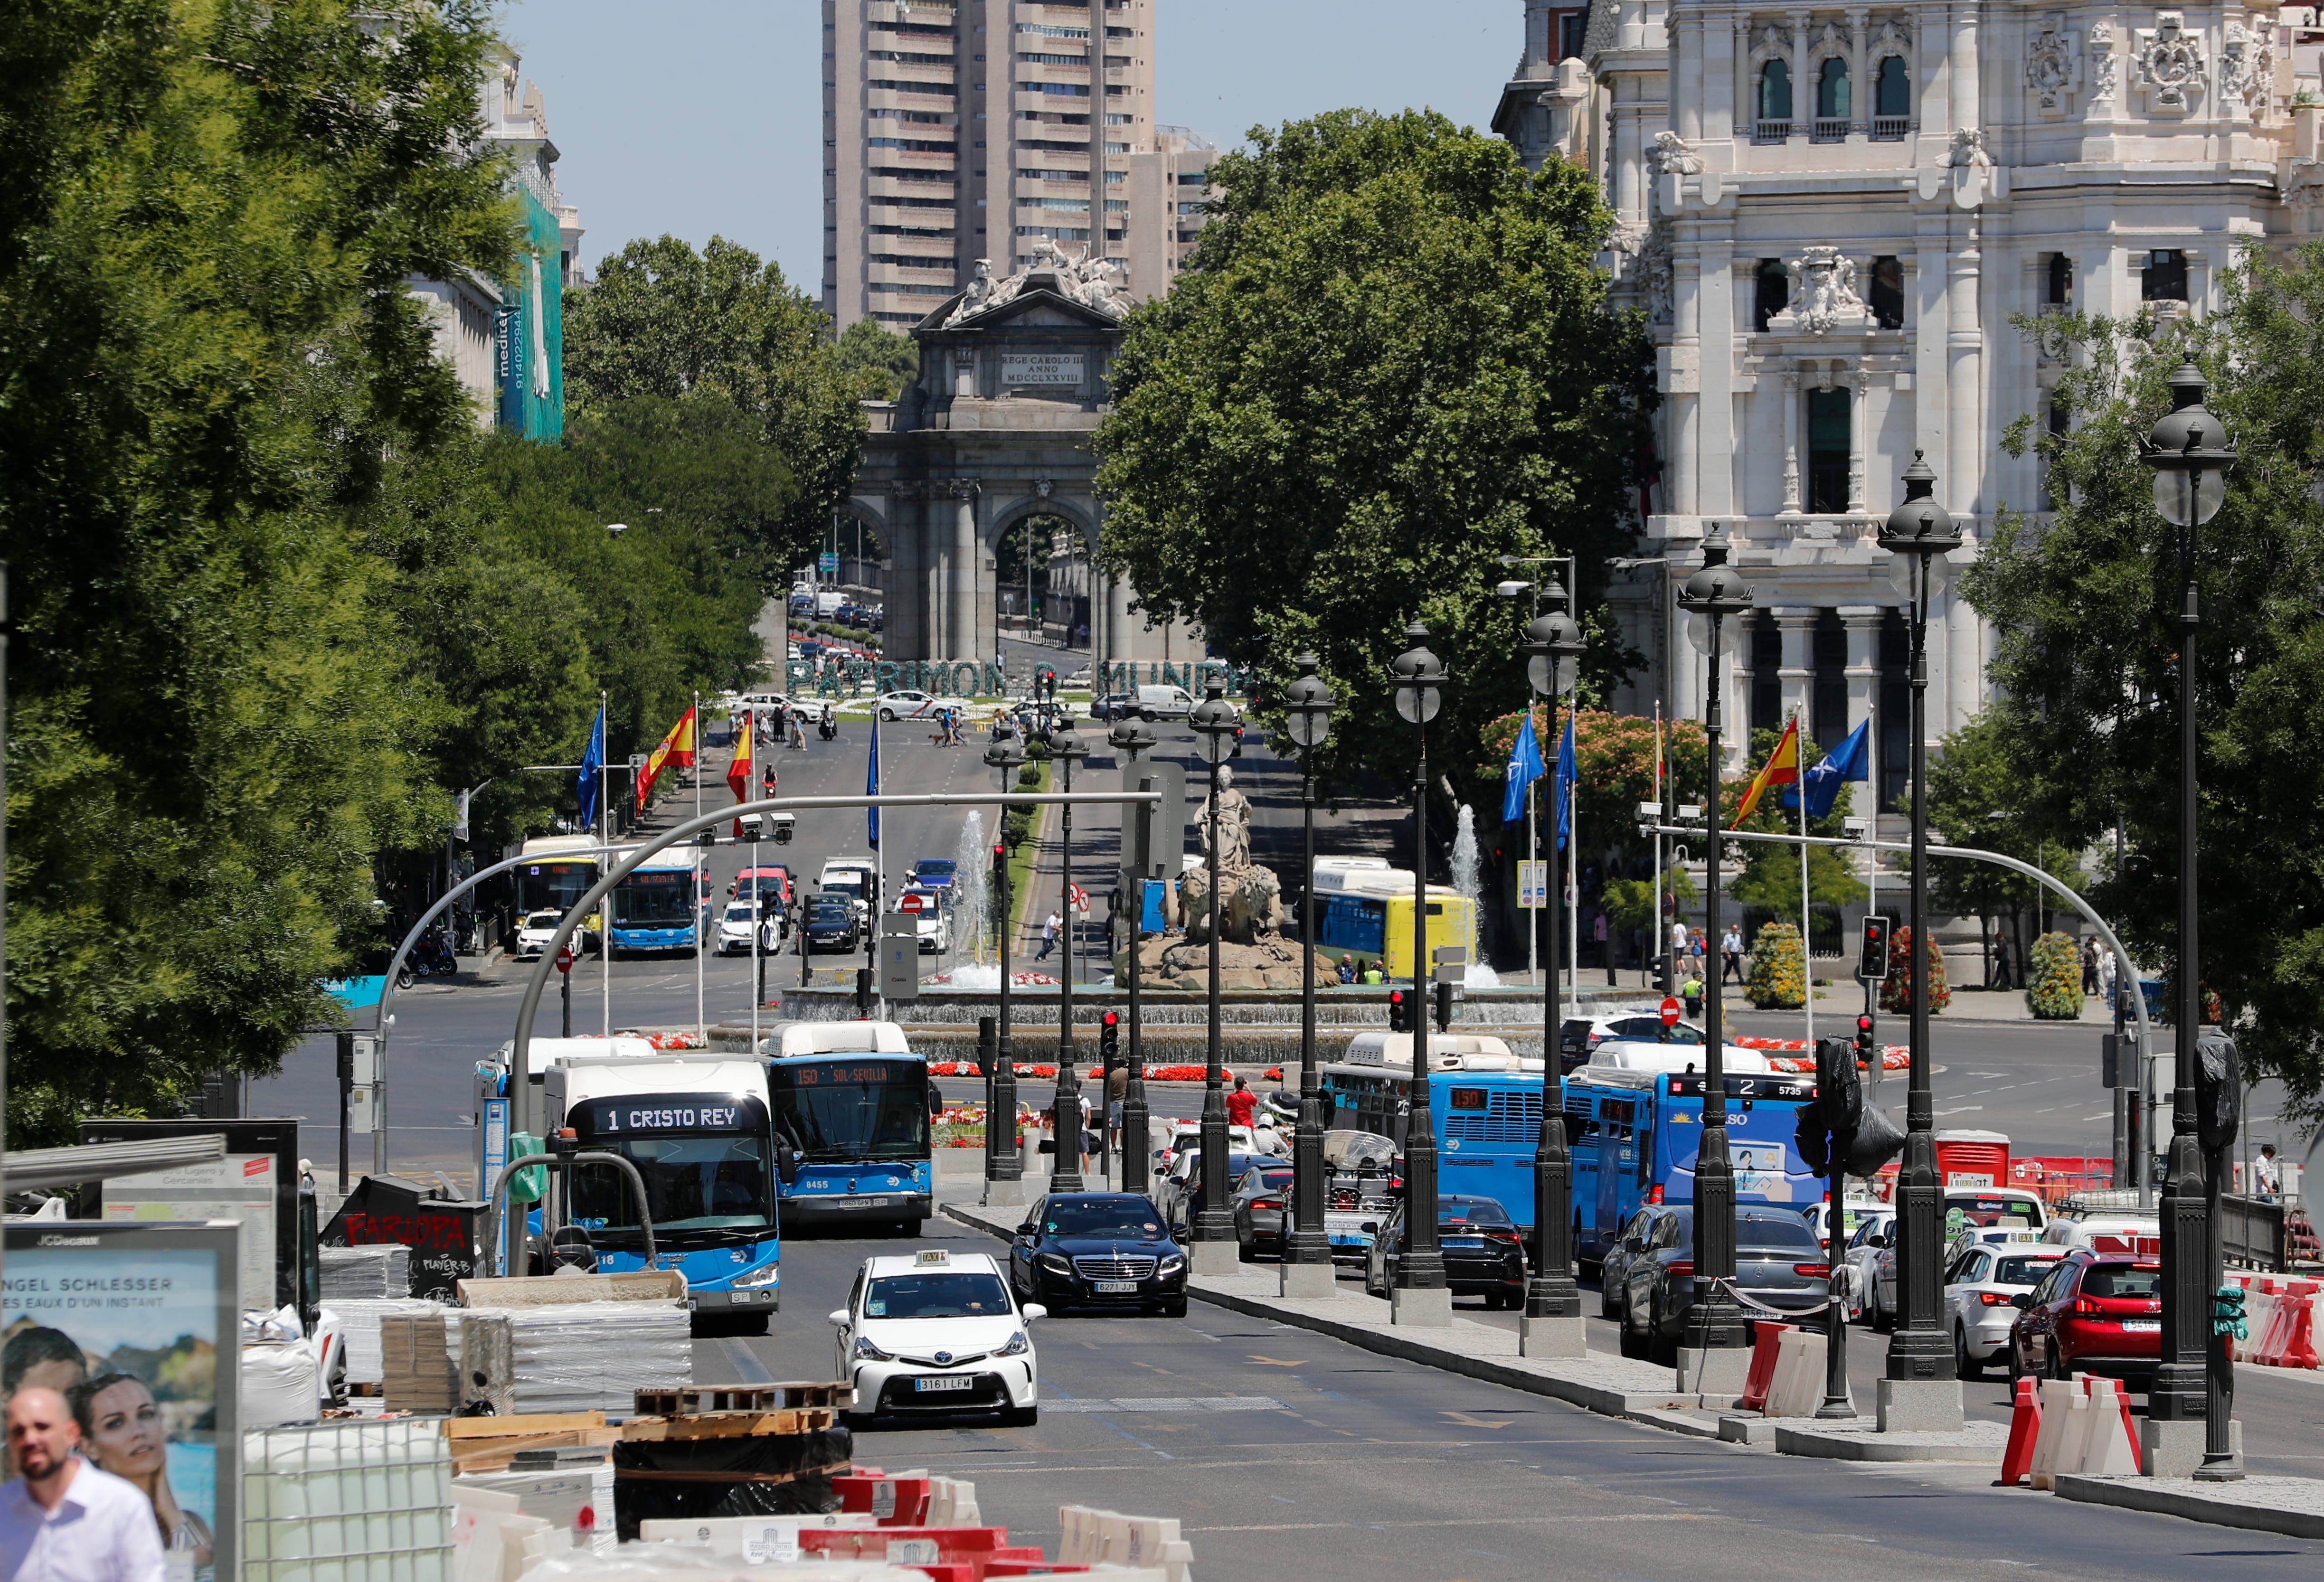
914;1248;950;1266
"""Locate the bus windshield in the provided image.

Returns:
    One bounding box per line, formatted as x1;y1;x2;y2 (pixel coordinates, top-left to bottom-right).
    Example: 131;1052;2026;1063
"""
616;869;698;925
520;860;597;915
568;1135;771;1241
770;1059;931;1163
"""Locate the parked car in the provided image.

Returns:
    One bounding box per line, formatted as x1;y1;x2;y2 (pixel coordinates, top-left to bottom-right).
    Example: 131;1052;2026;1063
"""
829;1248;1040;1427
1946;1243;2067;1378
1620;1205;1829;1364
1006;1192;1188;1317
1361;1195;1528;1308
802;895;862;954
876;689;941;721
2006;1249;2163;1384
1597;1205;1658;1318
1229;1160;1298;1262
1555;1010;1708;1073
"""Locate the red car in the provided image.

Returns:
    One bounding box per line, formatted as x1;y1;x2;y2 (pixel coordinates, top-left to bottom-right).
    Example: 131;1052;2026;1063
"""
2007;1249;2163;1383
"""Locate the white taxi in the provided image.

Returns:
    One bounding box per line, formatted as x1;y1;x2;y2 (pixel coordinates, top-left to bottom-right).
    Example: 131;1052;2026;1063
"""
828;1248;1043;1426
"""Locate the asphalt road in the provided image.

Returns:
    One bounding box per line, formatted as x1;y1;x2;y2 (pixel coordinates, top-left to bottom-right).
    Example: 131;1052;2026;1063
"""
694;1214;2324;1582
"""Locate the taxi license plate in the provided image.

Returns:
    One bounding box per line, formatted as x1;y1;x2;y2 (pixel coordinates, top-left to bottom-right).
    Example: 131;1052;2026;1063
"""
2122;1320;2160;1332
1095;1280;1137;1294
831;1196;891;1209
913;1375;975;1393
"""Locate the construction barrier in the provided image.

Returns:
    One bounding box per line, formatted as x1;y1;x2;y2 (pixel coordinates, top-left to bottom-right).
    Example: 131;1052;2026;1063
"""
2249;1278;2322;1369
1056;1504;1196;1580
1762;1327;1826;1418
2023;1374;2142;1488
1737;1323;1792;1412
1999;1378;2043;1486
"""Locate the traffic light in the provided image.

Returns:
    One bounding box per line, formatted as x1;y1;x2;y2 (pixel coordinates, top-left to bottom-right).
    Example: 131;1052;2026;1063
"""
1795;1034;1907;1179
2195;1030;2241;1155
1852;1010;1877;1071
1101;1010;1121;1067
1386;989;1408;1033
1433;979;1455;1033
854;967;874;1017
1857;913;1892;984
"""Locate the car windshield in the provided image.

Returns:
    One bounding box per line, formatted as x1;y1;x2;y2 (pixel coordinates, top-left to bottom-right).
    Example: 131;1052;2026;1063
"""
1242;1170;1294;1194
809;900;851;919
1044;1200;1168;1237
917;861;955;879
1994;1255;2059;1286
1439;1199;1513;1227
523;911;560;929
724;904;756;922
2081;1264;2162;1300
865;1272;1011;1319
1737;1214;1822;1252
1946;1195;2045;1228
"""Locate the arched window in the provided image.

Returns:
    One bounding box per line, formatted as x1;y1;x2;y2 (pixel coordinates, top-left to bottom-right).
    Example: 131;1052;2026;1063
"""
1817;58;1851;121
1875;56;1910;119
1759;59;1793;123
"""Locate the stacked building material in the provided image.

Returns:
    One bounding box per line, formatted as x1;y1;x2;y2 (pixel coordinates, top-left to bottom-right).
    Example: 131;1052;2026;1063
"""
320;1244;411;1300
460;1302;691;1418
326;1299;444;1385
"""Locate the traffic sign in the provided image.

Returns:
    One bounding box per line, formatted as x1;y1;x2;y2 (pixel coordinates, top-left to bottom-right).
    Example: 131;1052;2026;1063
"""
899;892;926;915
817;551;839;572
1660;995;1681;1027
1517;860;1548;909
555;944;575;975
1069;884;1088;912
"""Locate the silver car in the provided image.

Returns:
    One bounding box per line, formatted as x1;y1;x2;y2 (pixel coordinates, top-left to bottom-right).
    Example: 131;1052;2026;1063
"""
1944;1243;2066;1377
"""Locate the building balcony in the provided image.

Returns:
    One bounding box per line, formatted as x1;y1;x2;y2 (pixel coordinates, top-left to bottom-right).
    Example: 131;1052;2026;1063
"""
1870;115;1913;141
1811;117;1850;143
1754;119;1792;143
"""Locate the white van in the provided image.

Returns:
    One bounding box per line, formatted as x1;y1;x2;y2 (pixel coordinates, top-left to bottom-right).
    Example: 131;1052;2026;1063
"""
1338;1031;1538;1073
1583;1038;1774;1076
1133;684;1197;720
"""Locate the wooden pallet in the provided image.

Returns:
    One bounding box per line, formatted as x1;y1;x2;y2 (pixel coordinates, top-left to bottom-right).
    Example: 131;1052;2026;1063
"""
450;1427;623;1473
612;1463;848;1485
632;1382;849;1416
620;1407;837;1442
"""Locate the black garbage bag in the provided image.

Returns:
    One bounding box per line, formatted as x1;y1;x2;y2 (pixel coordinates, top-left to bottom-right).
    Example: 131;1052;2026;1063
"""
611;1425;852;1540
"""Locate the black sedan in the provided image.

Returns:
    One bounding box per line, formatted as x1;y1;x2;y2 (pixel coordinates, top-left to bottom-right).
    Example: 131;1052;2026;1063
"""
1007;1192;1189;1317
1619;1205;1830;1365
1230;1161;1298;1261
801;896;860;954
1361;1195;1528;1308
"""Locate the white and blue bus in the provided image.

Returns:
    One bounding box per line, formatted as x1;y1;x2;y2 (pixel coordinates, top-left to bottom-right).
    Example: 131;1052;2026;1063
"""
764;1022;937;1236
1320;1035;1544;1231
609;849;709;955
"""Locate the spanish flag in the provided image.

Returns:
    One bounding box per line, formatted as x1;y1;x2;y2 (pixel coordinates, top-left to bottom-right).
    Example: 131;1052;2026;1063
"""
634;706;698;811
1730;716;1800;828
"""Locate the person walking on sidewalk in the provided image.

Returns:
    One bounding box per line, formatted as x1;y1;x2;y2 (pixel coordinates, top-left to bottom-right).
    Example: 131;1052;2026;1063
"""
1036;910;1061;962
1106;1061;1129;1152
1226;1077;1257;1131
1714;924;1738;985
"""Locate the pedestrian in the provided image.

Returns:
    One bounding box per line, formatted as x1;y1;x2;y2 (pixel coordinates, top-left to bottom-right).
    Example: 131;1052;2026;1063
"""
1226;1076;1257;1130
1106;1060;1129;1150
787;707;807;750
1990;929;2015;990
2097;944;2118;1007
1691;928;1708;970
1720;923;1745;986
0;1386;167;1582
1593;910;1612;982
1669;917;1689;972
1037;910;1061;961
1362;960;1385;986
1680;969;1705;1019
2081;937;2101;996
2256;1143;2283;1202
1337;958;1356;985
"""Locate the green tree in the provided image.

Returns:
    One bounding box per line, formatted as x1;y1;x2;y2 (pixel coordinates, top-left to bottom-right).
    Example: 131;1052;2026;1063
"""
0;0;519;1139
1093;109;1655;800
1973;249;2324;1117
1916;712;2084;989
562;235;861;572
834;316;920;402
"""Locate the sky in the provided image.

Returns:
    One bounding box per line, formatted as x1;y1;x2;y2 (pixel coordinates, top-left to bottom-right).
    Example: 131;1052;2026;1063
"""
500;0;1520;289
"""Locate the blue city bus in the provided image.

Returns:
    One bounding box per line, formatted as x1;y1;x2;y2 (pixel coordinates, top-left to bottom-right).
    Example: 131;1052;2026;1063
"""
1566;1065;1820;1266
765;1042;936;1236
1319;1039;1544;1229
610;850;709;955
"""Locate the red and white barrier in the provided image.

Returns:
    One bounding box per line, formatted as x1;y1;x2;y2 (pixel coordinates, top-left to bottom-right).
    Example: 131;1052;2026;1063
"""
1737;1323;1791;1411
1762;1327;1826;1418
1999;1377;2043;1485
2251;1279;2322;1369
2026;1373;2142;1487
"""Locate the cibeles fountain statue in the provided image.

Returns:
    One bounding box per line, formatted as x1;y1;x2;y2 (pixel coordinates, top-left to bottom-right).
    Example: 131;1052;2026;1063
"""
1134;766;1338;992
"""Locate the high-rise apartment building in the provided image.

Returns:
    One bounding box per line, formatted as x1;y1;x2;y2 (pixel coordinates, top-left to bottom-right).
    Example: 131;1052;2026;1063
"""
824;0;1209;329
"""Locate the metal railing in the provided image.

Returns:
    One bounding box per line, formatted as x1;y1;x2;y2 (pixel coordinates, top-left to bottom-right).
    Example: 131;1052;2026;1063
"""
1870;115;1912;141
1811;116;1850;142
1754;119;1793;142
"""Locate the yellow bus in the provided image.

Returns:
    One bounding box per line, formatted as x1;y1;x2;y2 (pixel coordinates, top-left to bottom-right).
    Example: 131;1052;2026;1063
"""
1311;857;1478;981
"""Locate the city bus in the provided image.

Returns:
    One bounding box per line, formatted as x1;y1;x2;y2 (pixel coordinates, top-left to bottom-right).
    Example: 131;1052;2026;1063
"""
1310;857;1478;980
1319;1034;1543;1228
764;1022;935;1236
515;834;610;951
1565;1059;1820;1268
542;1051;783;1334
609;849;709;955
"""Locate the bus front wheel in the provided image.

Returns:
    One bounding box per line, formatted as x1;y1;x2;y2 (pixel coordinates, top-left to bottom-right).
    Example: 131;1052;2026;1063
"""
892;1217;925;1239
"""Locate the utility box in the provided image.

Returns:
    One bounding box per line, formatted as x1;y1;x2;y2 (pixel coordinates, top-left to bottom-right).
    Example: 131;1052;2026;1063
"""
879;917;919;1001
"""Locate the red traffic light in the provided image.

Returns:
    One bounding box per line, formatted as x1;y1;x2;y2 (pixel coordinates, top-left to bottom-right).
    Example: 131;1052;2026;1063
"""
1103;1011;1120;1027
1857;1015;1874;1033
1388;989;1404;1003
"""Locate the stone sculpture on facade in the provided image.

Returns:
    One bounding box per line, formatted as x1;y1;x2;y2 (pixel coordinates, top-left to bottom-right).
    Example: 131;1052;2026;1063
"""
1768;247;1873;335
1948;128;1993;169
942;239;1131;329
2134;11;2206;113
2026;15;2083;114
2220;17;2271;122
1649;130;1703;175
2088;20;2120;103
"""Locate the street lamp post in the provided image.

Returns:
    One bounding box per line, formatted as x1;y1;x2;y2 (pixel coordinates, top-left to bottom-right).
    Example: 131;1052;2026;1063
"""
1389;623;1452;1325
1280;654;1337;1298
1676;527;1753;1386
2141;362;2241;1478
1189;680;1244;1271
1050;721;1090;1192
1109;718;1159;1194
984;738;1028;1205
1521;584;1587;1356
1876;452;1965;1424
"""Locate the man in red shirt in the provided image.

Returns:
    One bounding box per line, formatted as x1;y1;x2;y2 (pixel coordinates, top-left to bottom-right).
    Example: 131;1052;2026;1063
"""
1225;1077;1257;1130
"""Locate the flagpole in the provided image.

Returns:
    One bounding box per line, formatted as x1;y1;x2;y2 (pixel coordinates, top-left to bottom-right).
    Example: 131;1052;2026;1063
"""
747;706;762;1055
1527;712;1539;987
1652;701;1663;997
694;692;705;1047
1565;722;1577;1020
600;691;611;1042
1866;701;1880;922
1798;704;1814;1049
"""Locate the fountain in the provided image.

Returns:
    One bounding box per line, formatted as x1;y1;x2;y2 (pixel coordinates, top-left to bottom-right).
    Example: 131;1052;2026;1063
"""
1450;804;1482;901
955;811;991;961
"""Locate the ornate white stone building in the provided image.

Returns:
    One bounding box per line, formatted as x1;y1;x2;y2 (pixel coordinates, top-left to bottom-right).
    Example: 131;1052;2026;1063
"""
1498;0;2306;800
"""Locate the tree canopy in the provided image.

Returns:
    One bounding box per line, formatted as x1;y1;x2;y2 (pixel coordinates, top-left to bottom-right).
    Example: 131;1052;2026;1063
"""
1093;109;1655;798
1972;243;2324;1121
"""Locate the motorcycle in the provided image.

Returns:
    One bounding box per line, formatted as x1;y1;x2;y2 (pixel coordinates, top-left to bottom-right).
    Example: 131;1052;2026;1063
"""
399;926;457;989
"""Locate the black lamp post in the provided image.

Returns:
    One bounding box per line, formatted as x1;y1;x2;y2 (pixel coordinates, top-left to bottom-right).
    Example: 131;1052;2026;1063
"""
983;737;1026;1202
2141;362;2240;1478
1676;527;1753;1372
1521;582;1587;1351
1876;452;1963;1402
1050;719;1090;1193
1281;653;1337;1294
1390;622;1450;1318
1109;717;1159;1194
1190;679;1244;1263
